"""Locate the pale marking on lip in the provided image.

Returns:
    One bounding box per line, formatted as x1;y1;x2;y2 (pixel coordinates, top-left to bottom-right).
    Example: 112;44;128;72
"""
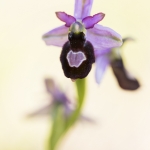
67;50;86;68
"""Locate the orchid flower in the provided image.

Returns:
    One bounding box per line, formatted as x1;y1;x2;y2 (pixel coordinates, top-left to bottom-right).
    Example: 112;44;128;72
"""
28;79;94;122
28;79;72;118
43;0;122;81
95;37;140;90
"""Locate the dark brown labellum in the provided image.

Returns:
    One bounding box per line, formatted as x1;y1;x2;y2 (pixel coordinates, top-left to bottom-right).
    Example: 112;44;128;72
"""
111;58;140;90
60;32;95;79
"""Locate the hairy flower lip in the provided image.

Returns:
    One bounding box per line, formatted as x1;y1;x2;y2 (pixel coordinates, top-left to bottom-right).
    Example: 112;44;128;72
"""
60;40;95;79
110;58;140;90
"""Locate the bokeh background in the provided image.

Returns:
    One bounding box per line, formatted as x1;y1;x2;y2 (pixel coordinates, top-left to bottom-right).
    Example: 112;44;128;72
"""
0;0;150;149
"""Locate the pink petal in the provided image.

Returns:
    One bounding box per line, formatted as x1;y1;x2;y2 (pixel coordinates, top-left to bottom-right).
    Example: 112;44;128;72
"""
42;25;68;47
95;50;110;84
74;0;93;19
56;12;76;27
82;13;105;29
87;24;122;50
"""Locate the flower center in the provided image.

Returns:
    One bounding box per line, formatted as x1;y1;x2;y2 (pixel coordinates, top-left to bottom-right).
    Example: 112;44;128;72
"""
69;21;86;34
67;50;86;68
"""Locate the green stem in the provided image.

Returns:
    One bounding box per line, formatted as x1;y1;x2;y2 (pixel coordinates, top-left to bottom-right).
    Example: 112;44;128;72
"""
48;106;67;150
66;78;86;128
48;78;86;150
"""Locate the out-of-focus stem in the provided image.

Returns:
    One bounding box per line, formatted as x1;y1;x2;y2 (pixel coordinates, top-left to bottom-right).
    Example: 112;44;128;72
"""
48;78;86;150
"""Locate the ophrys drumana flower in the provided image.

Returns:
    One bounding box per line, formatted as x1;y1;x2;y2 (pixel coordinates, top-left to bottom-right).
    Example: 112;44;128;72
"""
95;38;140;90
28;79;94;122
43;0;122;80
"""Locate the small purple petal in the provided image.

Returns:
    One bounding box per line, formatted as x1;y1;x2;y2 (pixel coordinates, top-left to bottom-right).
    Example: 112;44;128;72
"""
82;13;105;29
95;50;110;84
87;24;122;50
56;12;76;27
74;0;93;19
42;25;68;47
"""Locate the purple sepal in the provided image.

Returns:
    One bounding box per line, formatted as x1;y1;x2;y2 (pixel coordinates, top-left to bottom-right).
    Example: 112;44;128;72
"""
87;24;122;50
74;0;93;19
42;25;68;47
95;50;110;84
82;13;105;29
56;12;76;27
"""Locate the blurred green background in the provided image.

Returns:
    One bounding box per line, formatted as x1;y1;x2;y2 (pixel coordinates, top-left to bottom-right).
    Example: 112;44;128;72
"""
0;0;150;149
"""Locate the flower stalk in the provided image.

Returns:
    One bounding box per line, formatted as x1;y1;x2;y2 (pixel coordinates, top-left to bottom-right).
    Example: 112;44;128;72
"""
48;79;86;150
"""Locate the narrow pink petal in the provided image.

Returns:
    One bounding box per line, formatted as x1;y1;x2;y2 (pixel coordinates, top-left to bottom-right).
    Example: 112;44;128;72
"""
74;0;93;19
82;13;105;29
87;24;122;50
95;51;109;84
42;25;68;47
56;12;76;27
